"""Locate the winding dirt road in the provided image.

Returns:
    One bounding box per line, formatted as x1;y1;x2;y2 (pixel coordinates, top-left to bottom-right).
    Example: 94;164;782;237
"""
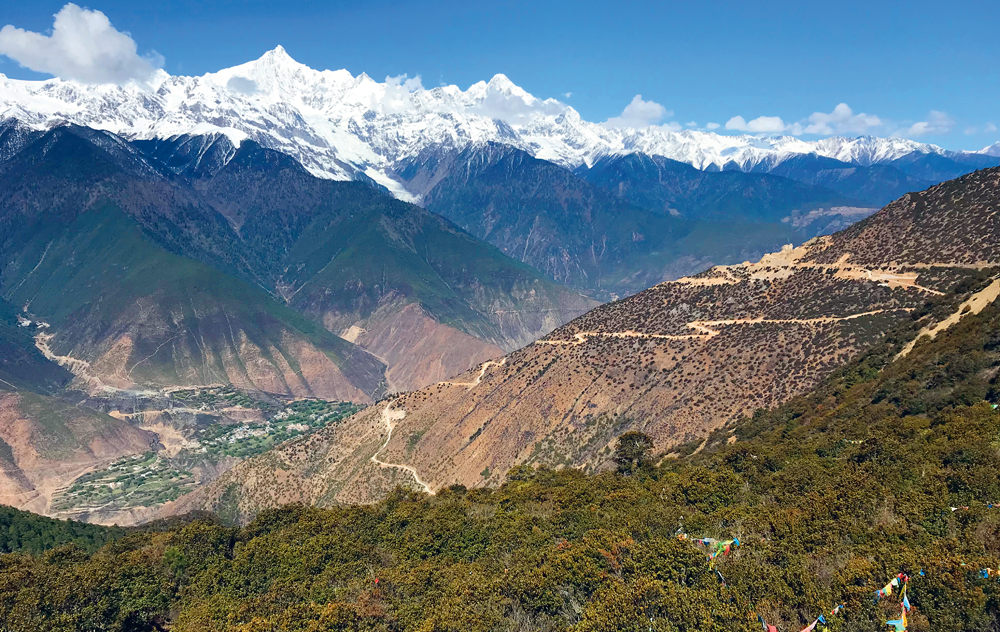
536;309;912;347
438;358;507;388
370;405;434;495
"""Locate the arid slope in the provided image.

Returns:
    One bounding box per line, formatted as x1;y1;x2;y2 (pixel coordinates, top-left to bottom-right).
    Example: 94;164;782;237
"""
172;168;1000;523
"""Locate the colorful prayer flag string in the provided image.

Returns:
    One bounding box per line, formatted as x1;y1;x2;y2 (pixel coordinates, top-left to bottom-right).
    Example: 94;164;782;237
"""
880;574;911;631
758;613;779;632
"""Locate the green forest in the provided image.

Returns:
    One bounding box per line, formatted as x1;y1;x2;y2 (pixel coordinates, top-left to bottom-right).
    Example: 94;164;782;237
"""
3;300;1000;631
0;506;126;555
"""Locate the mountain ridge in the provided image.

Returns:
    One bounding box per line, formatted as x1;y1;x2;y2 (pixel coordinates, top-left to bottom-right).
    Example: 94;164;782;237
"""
416;142;807;294
2;48;997;202
0;124;596;397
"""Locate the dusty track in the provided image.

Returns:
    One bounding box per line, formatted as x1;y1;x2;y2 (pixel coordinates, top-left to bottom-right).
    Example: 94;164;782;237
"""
671;238;979;296
438;358;507;388
370;405;434;495
536;309;911;347
34;332;106;389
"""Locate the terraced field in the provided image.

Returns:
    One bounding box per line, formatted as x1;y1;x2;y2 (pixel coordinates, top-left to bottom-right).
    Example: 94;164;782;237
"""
50;387;361;523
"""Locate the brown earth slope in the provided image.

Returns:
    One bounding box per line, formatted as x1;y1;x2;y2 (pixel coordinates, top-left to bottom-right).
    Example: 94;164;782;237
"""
169;168;1000;523
184;138;598;392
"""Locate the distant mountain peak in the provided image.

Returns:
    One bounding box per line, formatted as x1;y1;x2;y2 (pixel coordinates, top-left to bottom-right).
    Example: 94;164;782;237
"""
486;73;520;93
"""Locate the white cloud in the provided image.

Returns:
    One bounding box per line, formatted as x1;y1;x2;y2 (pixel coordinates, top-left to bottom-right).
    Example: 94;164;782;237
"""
385;73;424;92
469;93;565;123
376;73;425;114
725;115;788;133
705;122;720;130
894;110;955;138
0;3;163;86
965;122;997;136
685;121;697;127
604;94;672;128
562;92;572;98
226;76;258;95
803;103;882;135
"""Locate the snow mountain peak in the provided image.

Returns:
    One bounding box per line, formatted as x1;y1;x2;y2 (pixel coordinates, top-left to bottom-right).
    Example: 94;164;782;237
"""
0;50;986;202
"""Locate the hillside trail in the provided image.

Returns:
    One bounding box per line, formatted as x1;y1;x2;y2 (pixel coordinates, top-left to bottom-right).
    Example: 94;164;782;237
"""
670;240;990;297
896;277;1000;359
536;309;910;347
370;404;434;495
438;358;507;388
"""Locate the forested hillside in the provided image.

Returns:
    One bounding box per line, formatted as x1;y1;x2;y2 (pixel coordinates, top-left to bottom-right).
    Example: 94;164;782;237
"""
3;296;1000;631
0;505;124;555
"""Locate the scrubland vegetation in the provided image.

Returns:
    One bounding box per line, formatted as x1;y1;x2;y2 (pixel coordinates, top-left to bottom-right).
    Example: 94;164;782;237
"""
4;300;1000;632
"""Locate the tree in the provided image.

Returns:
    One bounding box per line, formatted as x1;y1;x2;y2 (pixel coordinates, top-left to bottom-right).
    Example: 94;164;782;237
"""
614;431;654;475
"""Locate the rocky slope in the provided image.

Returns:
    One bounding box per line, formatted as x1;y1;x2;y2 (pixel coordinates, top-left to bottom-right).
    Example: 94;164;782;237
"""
190;139;597;383
0;389;156;517
0;296;158;519
0;127;387;400
172;168;1000;522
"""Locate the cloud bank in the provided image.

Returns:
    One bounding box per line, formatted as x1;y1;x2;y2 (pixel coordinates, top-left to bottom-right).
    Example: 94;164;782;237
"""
894;111;955;138
725;115;788;133
804;103;882;135
0;3;163;85
605;95;672;129
719;104;961;141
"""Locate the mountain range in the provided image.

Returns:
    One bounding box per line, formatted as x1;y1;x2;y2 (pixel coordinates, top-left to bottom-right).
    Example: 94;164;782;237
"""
2;46;1000;527
0;122;601;517
1;46;996;204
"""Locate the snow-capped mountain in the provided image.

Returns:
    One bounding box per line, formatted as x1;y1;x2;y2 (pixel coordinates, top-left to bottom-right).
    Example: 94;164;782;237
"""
980;142;1000;158
0;46;984;201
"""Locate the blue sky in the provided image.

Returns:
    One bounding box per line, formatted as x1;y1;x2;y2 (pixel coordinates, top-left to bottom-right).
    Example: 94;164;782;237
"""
1;0;997;149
